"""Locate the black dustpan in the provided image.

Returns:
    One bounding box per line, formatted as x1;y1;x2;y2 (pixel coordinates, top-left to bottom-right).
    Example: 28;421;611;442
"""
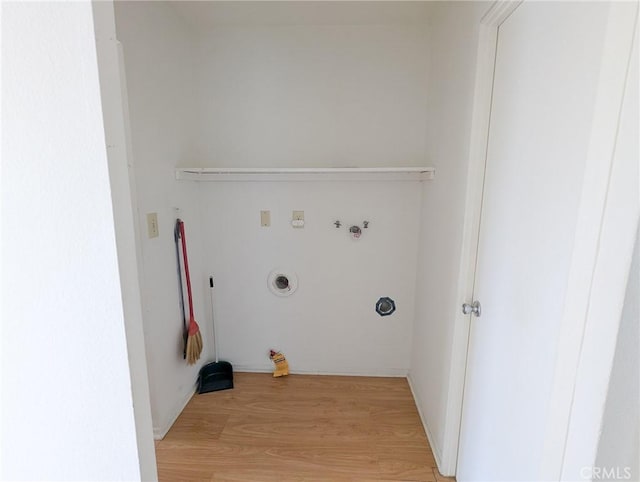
198;360;233;393
198;276;233;394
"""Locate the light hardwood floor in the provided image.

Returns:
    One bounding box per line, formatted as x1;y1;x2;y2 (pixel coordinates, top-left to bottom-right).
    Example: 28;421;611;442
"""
155;372;454;481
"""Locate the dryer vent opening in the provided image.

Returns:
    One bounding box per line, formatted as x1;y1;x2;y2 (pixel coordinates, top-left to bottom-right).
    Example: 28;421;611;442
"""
275;276;289;290
268;270;298;297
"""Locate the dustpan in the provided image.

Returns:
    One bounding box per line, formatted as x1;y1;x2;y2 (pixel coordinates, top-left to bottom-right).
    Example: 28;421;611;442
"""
198;360;233;393
198;276;234;394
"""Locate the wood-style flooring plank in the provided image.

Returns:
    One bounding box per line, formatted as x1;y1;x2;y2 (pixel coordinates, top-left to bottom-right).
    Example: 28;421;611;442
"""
155;372;446;482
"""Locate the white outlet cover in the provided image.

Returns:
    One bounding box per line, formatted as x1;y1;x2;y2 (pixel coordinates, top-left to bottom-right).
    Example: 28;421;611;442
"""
260;210;271;227
146;213;159;238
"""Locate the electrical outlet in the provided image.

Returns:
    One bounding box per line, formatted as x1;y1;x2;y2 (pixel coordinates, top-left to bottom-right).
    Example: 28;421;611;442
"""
292;210;304;228
147;212;159;238
260;210;271;227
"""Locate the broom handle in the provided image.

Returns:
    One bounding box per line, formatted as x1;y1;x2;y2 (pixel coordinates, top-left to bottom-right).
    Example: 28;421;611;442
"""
178;220;194;320
209;276;219;363
175;220;188;359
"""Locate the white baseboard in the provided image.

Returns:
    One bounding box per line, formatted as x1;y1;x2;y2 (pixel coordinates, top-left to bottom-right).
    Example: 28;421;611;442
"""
407;373;448;476
233;365;408;378
153;385;196;440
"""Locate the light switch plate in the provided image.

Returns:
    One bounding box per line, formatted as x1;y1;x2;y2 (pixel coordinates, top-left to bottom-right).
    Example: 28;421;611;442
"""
260;210;271;227
292;210;304;228
147;212;159;238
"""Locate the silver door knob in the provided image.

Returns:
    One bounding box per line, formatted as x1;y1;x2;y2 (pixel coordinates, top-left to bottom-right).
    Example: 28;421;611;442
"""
462;300;481;317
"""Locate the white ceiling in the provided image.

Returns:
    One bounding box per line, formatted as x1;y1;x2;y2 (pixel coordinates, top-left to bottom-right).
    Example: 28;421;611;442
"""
168;1;431;29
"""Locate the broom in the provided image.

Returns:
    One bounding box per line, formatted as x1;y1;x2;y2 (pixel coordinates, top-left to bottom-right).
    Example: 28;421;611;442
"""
178;219;203;365
174;220;188;360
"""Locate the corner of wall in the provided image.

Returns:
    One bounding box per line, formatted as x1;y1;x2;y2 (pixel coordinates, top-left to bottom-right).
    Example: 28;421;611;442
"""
407;372;445;470
408;1;489;477
114;0;210;443
153;384;197;440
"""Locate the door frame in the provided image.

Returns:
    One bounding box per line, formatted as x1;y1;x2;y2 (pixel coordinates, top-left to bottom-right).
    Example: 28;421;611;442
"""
540;6;638;479
446;0;639;477
92;1;158;480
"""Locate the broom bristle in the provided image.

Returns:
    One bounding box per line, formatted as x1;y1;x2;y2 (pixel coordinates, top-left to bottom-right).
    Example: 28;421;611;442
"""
186;321;203;365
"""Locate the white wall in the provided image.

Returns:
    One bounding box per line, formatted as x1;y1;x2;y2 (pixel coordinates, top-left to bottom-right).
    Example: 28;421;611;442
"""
198;181;421;375
188;16;430;374
193;23;430;167
409;1;488;471
596;227;639;481
1;2;141;479
593;33;639;481
114;1;212;438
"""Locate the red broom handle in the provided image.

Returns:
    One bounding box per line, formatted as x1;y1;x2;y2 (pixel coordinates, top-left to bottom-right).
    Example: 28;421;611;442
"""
178;220;195;320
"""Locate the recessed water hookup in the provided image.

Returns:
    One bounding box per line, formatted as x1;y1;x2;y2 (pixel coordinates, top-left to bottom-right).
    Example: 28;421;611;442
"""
349;225;362;238
334;220;370;239
376;297;396;317
349;221;369;239
268;270;298;297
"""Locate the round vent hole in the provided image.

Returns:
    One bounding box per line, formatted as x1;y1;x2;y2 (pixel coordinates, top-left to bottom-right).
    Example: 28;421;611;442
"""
275;276;289;290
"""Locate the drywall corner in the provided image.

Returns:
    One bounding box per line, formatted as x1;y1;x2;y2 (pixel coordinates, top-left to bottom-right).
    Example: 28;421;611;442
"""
114;0;210;438
92;1;158;480
410;0;489;475
407;374;444;471
153;385;196;440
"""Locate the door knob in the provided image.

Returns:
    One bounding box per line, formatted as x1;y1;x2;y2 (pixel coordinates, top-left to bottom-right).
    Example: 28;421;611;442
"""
462;300;481;317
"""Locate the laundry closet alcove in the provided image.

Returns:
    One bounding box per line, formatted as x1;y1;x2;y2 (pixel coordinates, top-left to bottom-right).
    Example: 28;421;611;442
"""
113;0;455;457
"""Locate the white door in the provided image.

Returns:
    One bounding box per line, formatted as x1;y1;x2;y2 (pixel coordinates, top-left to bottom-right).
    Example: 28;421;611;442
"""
457;2;633;480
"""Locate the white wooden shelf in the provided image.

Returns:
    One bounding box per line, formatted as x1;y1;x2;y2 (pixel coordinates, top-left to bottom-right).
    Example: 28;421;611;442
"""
175;167;435;182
